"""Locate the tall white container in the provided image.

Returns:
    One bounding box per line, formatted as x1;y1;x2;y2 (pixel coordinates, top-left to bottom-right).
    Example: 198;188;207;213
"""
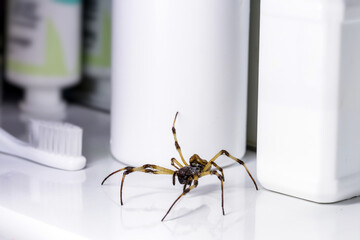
258;0;360;202
111;0;250;166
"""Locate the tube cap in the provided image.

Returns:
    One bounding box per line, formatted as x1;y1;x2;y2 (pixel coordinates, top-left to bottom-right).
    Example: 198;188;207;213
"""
20;88;66;121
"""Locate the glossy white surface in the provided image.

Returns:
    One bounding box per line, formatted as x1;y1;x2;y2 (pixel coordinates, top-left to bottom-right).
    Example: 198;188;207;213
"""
0;104;360;240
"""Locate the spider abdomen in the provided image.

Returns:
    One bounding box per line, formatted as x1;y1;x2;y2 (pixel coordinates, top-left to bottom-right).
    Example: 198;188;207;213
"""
177;166;201;184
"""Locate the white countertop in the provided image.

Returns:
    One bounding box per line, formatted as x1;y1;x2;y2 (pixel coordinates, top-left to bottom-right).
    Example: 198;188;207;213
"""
0;104;359;240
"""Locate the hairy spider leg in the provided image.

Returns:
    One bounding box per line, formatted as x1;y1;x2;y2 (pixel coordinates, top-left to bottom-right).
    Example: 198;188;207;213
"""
161;175;199;221
200;170;225;215
101;165;174;205
171;157;183;170
203;150;258;190
172;112;188;166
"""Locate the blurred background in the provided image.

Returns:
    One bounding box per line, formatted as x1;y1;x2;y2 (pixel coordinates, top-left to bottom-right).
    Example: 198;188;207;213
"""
2;0;112;113
0;0;260;148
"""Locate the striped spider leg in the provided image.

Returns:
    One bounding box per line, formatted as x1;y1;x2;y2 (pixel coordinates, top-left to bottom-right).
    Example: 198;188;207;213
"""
101;112;258;221
101;164;175;205
161;169;224;221
203;150;258;190
171;112;188;166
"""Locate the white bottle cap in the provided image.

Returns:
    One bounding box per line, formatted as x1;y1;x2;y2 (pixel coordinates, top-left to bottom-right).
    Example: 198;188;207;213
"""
20;87;66;121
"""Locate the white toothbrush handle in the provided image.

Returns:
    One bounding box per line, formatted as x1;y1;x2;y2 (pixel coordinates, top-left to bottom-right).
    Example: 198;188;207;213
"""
0;128;86;171
0;128;29;154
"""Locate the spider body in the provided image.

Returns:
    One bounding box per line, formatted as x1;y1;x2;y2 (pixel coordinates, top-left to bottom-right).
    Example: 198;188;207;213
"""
177;165;201;184
102;112;258;221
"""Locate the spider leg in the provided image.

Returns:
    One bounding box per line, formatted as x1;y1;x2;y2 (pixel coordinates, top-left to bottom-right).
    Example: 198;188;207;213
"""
183;178;193;192
209;161;225;182
101;164;175;205
101;164;174;185
101;167;132;185
203;150;258;190
120;164;175;205
161;175;199;221
171;157;183;170
172;171;178;186
200;170;225;215
172;112;188;166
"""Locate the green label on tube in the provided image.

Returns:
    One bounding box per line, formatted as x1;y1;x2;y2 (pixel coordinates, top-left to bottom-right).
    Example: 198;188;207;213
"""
8;20;68;76
54;0;80;4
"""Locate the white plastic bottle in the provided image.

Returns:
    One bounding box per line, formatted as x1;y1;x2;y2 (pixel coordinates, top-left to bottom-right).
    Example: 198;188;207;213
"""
258;0;360;203
6;0;81;120
111;0;251;167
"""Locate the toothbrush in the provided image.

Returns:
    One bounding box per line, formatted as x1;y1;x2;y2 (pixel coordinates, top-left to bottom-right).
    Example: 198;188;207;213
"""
0;120;86;171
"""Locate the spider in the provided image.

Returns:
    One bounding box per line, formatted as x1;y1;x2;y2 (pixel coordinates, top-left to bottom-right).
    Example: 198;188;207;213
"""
101;112;258;221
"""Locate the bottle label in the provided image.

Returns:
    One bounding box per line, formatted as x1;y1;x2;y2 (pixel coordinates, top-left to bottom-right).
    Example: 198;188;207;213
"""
6;0;80;78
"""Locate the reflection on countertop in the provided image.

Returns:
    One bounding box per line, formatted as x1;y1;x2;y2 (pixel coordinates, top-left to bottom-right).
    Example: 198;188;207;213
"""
0;103;359;240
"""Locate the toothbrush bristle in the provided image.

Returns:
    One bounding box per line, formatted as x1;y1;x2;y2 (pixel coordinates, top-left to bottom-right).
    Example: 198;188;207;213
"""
29;120;83;157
